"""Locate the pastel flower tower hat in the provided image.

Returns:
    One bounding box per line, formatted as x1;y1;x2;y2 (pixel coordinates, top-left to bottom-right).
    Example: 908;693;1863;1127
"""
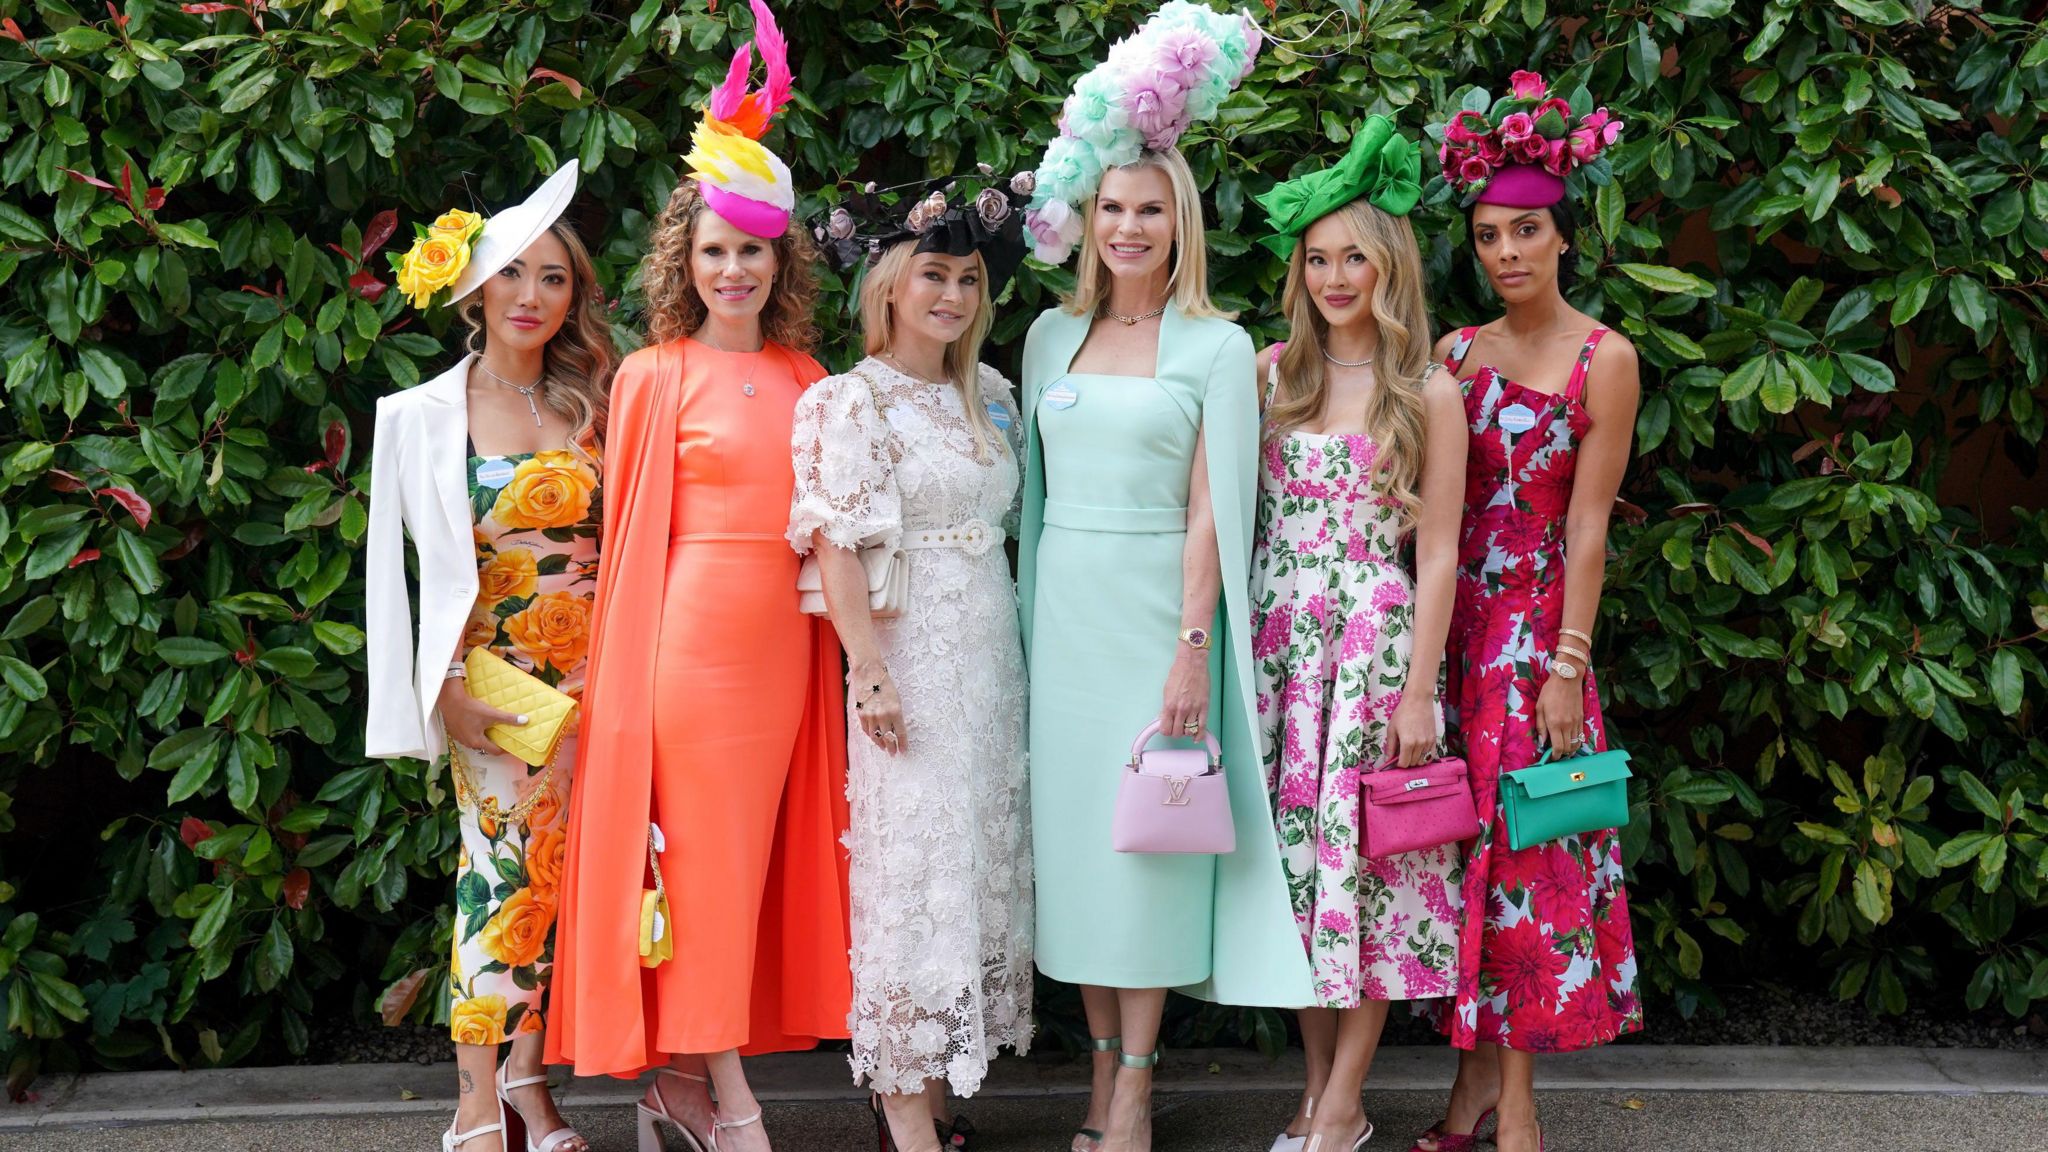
390;161;581;310
1022;0;1263;264
685;0;798;238
1436;70;1623;208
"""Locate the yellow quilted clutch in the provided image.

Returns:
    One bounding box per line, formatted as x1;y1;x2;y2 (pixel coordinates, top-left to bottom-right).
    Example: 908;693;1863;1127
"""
462;647;577;768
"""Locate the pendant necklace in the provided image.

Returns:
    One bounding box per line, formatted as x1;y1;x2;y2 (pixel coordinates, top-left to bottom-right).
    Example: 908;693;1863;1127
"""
478;361;545;426
697;334;763;396
1325;351;1375;369
1103;303;1167;326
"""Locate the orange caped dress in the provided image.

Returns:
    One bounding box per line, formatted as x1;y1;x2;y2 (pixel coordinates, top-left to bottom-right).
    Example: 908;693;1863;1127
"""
546;337;852;1076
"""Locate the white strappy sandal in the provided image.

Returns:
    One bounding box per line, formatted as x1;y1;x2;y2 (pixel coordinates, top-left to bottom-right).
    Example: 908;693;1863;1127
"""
637;1068;717;1152
495;1063;588;1152
442;1094;511;1152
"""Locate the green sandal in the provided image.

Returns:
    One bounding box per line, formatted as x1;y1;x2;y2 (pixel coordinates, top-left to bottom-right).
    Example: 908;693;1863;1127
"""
1073;1036;1121;1151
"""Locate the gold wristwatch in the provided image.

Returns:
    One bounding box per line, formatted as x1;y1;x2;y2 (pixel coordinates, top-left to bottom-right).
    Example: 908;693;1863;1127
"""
1179;626;1212;650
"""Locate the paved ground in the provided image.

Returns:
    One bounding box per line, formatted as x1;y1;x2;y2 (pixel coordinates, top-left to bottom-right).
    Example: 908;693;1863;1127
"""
7;1089;2048;1151
6;1047;2045;1151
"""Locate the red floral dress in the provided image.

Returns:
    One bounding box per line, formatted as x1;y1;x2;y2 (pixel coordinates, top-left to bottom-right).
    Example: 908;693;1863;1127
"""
1439;327;1642;1053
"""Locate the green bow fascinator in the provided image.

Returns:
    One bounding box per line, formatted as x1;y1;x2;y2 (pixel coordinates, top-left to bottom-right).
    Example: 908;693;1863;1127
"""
1254;115;1423;259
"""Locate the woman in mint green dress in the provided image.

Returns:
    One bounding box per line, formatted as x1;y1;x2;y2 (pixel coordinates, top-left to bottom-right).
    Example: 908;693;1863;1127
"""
1018;147;1314;1152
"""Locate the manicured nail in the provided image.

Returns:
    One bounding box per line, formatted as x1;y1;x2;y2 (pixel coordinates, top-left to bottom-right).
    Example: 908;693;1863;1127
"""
516;714;529;725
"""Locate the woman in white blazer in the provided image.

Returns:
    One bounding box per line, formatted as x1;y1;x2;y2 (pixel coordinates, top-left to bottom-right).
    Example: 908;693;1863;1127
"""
364;162;616;1152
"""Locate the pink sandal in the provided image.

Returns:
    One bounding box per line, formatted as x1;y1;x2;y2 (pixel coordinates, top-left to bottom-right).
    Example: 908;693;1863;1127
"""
1407;1106;1495;1152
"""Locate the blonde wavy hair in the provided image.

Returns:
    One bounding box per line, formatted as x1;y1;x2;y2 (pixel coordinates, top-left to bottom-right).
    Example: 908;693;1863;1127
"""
858;243;1003;462
1267;198;1432;528
1064;148;1232;321
459;221;615;461
642;179;819;353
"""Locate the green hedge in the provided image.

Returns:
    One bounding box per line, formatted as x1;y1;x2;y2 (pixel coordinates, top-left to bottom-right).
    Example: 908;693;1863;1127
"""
1;0;2044;1080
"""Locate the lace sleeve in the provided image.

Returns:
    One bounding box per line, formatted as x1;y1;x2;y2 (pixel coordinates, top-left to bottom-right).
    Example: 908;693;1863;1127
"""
788;371;900;554
979;364;1025;536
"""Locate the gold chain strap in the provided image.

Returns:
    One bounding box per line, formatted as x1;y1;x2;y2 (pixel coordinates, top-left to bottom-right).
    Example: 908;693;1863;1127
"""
647;825;667;909
447;738;558;828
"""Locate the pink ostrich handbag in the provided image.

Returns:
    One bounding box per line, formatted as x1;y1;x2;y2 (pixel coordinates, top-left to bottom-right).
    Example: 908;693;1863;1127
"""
1358;754;1480;859
1111;720;1236;855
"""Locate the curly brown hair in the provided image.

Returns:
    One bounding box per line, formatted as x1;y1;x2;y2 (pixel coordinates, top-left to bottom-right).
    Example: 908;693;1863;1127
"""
642;179;819;353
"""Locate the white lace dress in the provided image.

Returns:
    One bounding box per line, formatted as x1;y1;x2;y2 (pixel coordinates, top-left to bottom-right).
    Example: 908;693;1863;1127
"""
788;357;1033;1096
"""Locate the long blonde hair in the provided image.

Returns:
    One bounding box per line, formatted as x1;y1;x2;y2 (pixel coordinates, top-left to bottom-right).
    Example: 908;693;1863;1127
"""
642;179;820;353
1064;148;1231;320
1267;198;1431;526
858;243;1003;461
460;221;615;460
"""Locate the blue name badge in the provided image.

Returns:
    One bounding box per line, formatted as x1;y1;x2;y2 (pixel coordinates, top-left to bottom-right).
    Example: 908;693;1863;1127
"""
1044;382;1079;410
1497;403;1538;434
986;401;1013;430
475;458;517;489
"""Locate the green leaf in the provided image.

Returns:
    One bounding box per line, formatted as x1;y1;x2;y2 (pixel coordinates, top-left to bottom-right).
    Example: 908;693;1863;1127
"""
1837;353;1895;393
1851;859;1887;925
0;655;48;702
1987;649;2022;716
188;886;236;949
1616;264;1715;297
156;637;233;667
1948;276;1994;338
1954;771;2004;821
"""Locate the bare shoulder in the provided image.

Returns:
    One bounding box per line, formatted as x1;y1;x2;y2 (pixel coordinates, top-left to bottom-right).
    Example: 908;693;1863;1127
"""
1431;327;1466;365
1421;363;1464;403
1588;328;1641;392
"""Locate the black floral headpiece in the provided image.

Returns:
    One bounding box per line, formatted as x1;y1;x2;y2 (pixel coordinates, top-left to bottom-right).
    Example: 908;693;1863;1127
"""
813;166;1037;297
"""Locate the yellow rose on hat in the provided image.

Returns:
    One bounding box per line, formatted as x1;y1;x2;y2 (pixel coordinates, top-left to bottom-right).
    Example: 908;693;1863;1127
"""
394;232;473;308
430;208;486;243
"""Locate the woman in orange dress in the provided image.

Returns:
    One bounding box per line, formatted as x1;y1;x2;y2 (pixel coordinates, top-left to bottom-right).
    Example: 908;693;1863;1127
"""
545;6;851;1151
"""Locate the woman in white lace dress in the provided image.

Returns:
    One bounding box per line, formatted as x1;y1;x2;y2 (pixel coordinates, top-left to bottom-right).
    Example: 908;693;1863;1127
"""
789;180;1035;1152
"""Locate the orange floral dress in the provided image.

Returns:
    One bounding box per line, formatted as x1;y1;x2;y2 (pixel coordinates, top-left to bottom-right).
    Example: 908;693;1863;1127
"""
445;448;600;1045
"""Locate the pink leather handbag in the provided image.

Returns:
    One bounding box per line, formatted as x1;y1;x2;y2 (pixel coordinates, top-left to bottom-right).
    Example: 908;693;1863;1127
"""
1111;720;1236;855
1358;756;1480;859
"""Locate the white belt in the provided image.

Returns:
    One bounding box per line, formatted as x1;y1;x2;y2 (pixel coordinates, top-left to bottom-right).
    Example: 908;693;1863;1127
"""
900;519;1002;556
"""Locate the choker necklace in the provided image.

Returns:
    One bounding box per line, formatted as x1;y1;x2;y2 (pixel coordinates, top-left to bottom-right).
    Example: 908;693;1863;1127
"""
881;352;950;388
1324;351;1375;369
1104;303;1167;326
478;361;545;426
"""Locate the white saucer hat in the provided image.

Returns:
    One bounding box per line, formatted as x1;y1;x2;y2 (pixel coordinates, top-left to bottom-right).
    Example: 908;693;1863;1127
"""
392;160;581;309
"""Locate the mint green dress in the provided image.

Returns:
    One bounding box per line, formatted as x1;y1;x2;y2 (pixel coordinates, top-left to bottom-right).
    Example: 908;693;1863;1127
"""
1018;306;1315;1006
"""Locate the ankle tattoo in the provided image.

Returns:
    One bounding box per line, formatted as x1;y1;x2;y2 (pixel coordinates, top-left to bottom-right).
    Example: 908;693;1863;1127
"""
459;1070;475;1096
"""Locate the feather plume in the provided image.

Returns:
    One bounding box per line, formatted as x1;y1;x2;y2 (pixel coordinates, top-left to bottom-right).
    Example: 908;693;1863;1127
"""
707;0;792;142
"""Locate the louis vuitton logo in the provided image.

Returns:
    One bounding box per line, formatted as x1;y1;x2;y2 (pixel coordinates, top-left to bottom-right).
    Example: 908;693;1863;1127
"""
1163;776;1191;806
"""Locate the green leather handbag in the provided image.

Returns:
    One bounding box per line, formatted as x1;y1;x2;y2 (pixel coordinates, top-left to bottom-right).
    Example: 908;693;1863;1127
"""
1500;745;1633;851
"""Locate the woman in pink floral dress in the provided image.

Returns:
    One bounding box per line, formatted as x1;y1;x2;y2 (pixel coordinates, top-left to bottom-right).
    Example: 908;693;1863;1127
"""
1249;119;1470;1152
1414;74;1643;1152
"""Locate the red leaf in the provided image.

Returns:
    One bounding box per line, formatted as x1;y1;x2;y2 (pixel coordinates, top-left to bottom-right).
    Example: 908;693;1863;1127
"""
0;18;25;43
68;548;102;569
323;420;348;467
1791;438;1827;463
303;460;330;474
181;3;238;13
60;167;117;192
179;817;216;849
1666;502;1714;518
1731;523;1775;561
45;469;86;493
326;242;355;262
349;268;388;302
239;284;275;298
104;485;153;529
1613;498;1649;527
378;968;433;1026
529;67;584;99
163;522;204;561
144;186;166;211
361;209;399;261
118;163;135;208
1873;185;1902;208
283;868;311;910
106;3;131;30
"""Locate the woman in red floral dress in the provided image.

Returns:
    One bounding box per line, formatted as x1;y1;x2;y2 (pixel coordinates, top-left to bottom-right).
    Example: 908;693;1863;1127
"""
1412;74;1644;1152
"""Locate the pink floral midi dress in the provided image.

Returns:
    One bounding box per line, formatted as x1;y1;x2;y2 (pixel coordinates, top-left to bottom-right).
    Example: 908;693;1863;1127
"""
1440;326;1643;1052
1251;358;1463;1009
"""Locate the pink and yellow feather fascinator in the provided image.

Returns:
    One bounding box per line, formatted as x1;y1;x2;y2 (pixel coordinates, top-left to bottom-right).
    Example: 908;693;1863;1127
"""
685;0;797;239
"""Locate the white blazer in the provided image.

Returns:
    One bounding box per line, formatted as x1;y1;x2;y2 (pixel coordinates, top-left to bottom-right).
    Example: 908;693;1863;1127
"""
364;355;479;761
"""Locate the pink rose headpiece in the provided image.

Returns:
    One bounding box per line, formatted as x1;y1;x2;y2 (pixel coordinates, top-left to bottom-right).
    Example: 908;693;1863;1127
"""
1021;1;1263;264
1433;70;1622;208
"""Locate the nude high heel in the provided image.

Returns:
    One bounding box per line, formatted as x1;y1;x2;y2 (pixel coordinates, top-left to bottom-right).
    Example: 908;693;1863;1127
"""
444;1091;516;1152
1269;1095;1314;1152
636;1068;711;1152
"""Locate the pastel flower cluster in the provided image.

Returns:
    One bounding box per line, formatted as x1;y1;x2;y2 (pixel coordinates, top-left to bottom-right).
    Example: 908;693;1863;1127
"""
1439;71;1623;196
390;208;485;309
1023;1;1262;264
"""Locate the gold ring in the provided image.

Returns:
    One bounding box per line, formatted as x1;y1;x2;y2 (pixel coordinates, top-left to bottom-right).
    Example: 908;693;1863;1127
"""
1182;721;1199;734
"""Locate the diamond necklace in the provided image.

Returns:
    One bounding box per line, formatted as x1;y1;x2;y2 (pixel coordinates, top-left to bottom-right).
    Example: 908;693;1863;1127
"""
477;360;545;426
1324;351;1375;368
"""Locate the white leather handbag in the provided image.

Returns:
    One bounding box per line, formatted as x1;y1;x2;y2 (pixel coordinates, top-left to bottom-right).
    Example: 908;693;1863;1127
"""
797;543;908;619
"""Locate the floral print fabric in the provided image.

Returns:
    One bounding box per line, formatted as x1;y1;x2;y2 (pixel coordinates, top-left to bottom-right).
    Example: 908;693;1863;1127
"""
446;449;600;1044
1251;426;1462;1008
1441;328;1643;1052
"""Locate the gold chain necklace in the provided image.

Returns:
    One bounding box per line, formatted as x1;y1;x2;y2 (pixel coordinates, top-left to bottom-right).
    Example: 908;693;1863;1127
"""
1103;303;1167;326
